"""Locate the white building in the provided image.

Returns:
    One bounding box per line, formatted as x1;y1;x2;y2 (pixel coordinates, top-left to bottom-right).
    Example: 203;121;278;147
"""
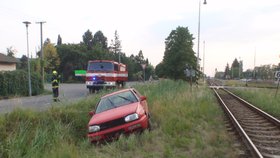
0;53;18;71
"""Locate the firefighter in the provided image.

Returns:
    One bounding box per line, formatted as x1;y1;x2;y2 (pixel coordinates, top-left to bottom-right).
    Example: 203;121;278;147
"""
51;70;60;102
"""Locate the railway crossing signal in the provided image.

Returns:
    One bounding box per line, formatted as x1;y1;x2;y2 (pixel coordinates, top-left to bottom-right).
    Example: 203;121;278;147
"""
275;71;280;78
184;65;196;91
184;69;195;77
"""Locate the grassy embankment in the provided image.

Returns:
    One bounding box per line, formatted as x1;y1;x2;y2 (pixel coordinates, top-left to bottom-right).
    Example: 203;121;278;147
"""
0;80;238;158
224;80;276;88
231;88;280;119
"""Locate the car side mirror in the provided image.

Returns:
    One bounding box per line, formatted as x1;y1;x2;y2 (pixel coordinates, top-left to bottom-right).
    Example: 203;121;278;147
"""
140;96;147;101
89;111;95;116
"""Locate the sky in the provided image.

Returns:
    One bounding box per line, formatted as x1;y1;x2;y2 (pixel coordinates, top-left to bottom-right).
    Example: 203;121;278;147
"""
1;0;280;77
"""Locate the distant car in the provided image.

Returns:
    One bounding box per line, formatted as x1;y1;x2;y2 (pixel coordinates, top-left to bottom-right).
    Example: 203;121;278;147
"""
87;88;151;142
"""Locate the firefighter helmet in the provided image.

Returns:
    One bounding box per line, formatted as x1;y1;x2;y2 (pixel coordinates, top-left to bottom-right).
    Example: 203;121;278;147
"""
52;70;57;75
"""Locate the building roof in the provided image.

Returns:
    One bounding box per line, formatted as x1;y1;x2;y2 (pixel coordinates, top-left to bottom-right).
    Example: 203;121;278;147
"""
0;53;18;63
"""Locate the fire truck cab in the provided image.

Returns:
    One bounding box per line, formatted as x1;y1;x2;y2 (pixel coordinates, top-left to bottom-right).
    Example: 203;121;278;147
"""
86;60;128;93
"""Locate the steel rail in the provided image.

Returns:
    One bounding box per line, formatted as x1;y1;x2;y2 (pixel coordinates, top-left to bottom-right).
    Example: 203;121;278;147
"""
223;88;280;127
213;88;263;158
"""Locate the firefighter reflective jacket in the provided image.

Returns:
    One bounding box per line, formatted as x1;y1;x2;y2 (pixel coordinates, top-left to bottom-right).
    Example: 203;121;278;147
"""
51;75;59;88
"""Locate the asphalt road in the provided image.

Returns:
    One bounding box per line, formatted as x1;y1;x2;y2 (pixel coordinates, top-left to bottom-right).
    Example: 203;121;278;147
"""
0;81;143;114
0;83;89;114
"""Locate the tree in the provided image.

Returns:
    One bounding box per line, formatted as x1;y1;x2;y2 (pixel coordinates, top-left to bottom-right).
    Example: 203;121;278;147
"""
57;34;62;45
88;30;110;61
232;58;239;67
231;58;241;79
30;58;40;72
7;46;16;57
90;44;106;60
56;44;87;81
254;65;274;80
83;29;93;50
92;31;108;49
131;50;151;81
224;63;230;79
44;38;51;46
215;71;225;79
17;55;28;70
43;42;60;74
243;69;253;79
239;60;243;78
110;30;122;62
135;50;145;64
155;62;166;78
53;29;156;82
144;64;155;81
159;26;196;80
132;50;146;78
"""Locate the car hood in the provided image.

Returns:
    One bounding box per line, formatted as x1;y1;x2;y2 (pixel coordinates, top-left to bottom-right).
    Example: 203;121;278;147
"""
89;102;140;125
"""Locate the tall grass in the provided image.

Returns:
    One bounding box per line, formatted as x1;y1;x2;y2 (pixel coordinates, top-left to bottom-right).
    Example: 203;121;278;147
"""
224;80;276;88
133;80;238;158
0;80;238;158
231;88;280;119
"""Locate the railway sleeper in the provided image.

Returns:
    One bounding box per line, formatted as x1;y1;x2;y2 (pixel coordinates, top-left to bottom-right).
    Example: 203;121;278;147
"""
256;143;280;150
247;133;280;140
256;145;280;155
240;121;274;127
244;129;280;135
251;138;280;144
242;126;278;131
262;152;280;158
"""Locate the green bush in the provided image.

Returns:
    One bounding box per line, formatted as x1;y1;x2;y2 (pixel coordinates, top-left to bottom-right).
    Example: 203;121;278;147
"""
0;70;43;97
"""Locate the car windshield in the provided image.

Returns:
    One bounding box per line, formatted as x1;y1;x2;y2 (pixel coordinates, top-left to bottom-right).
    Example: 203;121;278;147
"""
95;90;138;113
87;62;113;71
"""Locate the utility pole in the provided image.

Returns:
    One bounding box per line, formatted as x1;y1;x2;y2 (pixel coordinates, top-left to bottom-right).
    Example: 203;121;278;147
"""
23;21;32;96
203;40;205;82
239;58;242;79
36;21;46;87
197;0;207;71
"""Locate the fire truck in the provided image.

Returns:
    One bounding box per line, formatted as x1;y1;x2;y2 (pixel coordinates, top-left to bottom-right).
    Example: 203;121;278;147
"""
86;60;128;93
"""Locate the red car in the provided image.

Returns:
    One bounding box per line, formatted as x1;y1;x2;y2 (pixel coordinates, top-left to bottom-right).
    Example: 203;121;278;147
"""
87;88;151;142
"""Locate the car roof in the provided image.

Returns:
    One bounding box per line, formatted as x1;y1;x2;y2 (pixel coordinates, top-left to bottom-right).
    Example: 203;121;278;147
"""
101;88;135;99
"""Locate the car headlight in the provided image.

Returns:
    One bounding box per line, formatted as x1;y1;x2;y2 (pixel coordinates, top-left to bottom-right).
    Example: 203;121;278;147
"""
89;125;100;133
125;113;139;122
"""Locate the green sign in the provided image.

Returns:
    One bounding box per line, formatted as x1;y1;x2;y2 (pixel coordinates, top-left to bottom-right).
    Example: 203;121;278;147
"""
74;70;86;76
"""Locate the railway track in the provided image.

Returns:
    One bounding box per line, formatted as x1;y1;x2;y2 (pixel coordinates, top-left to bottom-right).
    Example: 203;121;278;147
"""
207;79;223;86
213;87;280;158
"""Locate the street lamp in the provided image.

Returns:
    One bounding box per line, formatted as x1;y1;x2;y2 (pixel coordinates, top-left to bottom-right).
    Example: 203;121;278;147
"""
197;0;207;72
36;21;46;87
203;40;205;82
23;21;32;96
239;58;242;79
141;63;146;82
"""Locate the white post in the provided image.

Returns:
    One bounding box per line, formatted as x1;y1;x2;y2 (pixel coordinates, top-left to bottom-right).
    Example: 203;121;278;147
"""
23;21;32;96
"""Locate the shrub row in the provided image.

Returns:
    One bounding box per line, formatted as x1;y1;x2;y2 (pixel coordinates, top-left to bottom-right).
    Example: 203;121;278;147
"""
0;70;43;97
